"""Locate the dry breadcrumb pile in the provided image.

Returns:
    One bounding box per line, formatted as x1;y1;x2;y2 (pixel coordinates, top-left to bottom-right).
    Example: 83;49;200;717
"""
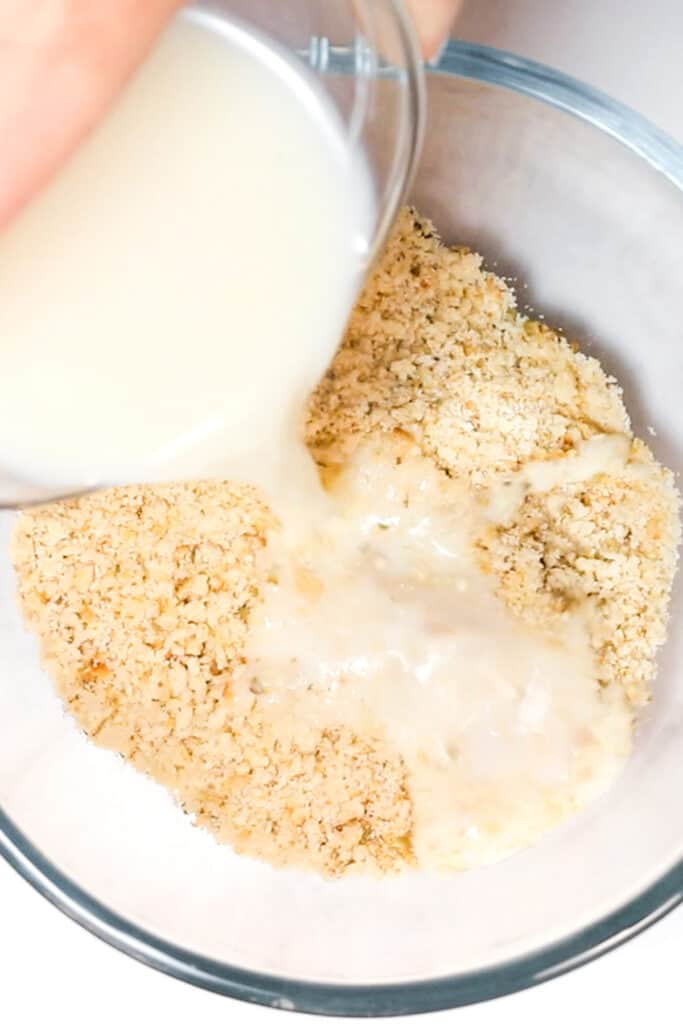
11;481;412;876
11;208;680;876
308;211;629;485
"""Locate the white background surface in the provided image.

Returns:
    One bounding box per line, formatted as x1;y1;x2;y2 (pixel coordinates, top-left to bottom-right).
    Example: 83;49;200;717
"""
2;2;682;1021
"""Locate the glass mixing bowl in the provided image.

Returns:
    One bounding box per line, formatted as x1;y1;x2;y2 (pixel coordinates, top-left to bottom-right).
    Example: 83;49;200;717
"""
1;33;683;1019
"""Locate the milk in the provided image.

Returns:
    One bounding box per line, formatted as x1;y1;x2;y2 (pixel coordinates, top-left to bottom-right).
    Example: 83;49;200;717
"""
0;12;373;497
230;436;633;870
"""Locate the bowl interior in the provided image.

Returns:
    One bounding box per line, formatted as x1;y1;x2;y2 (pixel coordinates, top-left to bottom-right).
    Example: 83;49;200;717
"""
1;55;682;1008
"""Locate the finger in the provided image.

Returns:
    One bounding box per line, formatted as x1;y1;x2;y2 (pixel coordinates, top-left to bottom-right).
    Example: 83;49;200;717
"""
0;0;183;230
404;0;462;60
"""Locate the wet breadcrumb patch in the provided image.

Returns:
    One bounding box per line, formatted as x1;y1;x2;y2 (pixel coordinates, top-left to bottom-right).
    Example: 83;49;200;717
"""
11;208;680;875
308;209;680;707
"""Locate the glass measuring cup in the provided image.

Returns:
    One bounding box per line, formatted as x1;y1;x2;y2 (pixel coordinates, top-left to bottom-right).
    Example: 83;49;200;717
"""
0;0;424;508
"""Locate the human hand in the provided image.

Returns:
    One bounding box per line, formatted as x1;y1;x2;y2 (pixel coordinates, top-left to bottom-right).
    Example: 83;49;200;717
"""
0;0;184;230
0;0;463;233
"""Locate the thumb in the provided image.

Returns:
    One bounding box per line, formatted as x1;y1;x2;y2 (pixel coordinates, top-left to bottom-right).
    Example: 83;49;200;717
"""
404;0;462;60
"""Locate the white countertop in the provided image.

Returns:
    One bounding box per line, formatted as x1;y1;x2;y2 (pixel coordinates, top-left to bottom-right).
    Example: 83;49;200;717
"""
3;2;682;1021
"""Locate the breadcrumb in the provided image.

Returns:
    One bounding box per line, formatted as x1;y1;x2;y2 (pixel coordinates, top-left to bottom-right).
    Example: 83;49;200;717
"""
307;209;630;485
308;207;680;706
11;208;680;875
11;480;412;875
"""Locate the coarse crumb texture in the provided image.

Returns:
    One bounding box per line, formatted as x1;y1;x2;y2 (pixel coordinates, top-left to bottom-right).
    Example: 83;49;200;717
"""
11;481;413;876
307;209;630;484
308;208;680;707
12;208;680;875
476;440;679;706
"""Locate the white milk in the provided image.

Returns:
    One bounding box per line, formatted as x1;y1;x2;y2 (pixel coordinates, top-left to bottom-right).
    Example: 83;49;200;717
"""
231;436;633;870
0;13;373;497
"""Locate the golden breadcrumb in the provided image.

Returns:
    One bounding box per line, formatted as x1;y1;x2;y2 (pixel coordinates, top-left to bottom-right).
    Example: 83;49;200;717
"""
11;480;413;875
307;210;630;484
11;208;679;875
308;208;680;706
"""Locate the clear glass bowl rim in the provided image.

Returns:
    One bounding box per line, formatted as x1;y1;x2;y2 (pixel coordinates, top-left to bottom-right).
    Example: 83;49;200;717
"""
2;39;683;1017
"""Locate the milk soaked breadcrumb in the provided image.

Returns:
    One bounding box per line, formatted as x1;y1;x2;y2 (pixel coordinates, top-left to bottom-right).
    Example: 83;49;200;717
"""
11;208;680;876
